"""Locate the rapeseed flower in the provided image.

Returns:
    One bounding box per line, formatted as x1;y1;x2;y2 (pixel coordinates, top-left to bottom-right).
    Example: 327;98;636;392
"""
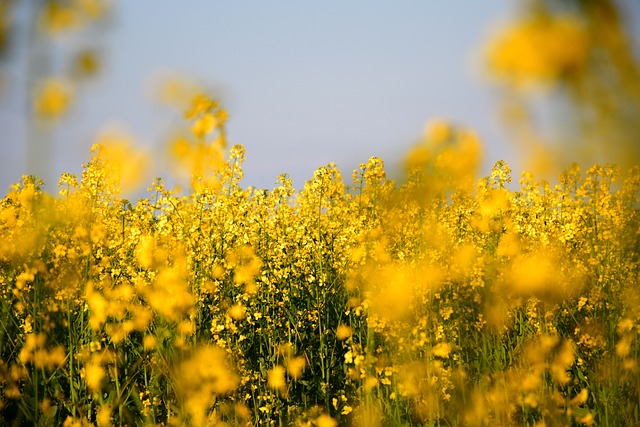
33;78;74;120
486;14;588;86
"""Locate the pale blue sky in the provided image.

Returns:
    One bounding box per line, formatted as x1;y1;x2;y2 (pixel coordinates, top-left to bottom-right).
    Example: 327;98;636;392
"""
1;1;516;193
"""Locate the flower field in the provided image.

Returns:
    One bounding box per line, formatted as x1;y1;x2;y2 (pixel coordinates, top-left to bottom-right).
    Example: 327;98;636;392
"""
2;0;640;425
1;93;639;426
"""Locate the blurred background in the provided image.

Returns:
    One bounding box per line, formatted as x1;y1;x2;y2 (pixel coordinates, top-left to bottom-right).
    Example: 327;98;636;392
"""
0;0;639;194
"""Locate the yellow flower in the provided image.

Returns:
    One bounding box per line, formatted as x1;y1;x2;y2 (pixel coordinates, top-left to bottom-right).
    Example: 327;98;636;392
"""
617;318;634;335
96;404;112;427
432;342;452;359
506;252;563;299
85;362;105;391
228;303;246;320
33;78;74;120
94;130;149;193
286;356;306;380
570;389;589;406
39;3;79;33
486;15;588;85
575;412;594;426
135;236;155;269
315;414;337;427
155;75;202;107
143;335;157;351
615;336;632;357
336;324;353;340
191;113;217;138
75;0;110;20
73;50;100;78
267;365;286;391
86;283;107;330
423;119;452;143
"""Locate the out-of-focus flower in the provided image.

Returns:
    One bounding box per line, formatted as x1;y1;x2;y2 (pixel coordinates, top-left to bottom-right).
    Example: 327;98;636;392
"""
33;78;74;120
336;324;353;340
286;356;306;380
39;2;80;34
267;365;286;392
155;75;202;108
73;49;101;78
315;414;337;427
174;346;239;427
486;15;589;86
93;129;149;194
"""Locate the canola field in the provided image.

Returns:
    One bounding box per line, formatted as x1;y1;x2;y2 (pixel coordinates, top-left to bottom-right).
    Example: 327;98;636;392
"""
0;94;639;426
2;0;640;426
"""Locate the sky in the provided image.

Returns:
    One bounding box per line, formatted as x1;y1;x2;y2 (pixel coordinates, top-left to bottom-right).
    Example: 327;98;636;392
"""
0;1;517;194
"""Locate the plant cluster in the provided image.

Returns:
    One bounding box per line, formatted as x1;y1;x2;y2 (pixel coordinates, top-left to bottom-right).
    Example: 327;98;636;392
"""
0;99;638;426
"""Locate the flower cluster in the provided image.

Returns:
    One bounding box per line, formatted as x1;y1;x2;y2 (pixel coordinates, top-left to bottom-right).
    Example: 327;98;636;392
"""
0;94;638;426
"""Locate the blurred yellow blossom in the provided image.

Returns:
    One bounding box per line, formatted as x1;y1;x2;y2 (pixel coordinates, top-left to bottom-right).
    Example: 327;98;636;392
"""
315;414;337;427
267;365;286;392
33;78;74;120
336;324;353;340
84;361;105;391
287;356;306;380
432;342;452;359
486;14;588;86
73;49;101;78
94;130;149;193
